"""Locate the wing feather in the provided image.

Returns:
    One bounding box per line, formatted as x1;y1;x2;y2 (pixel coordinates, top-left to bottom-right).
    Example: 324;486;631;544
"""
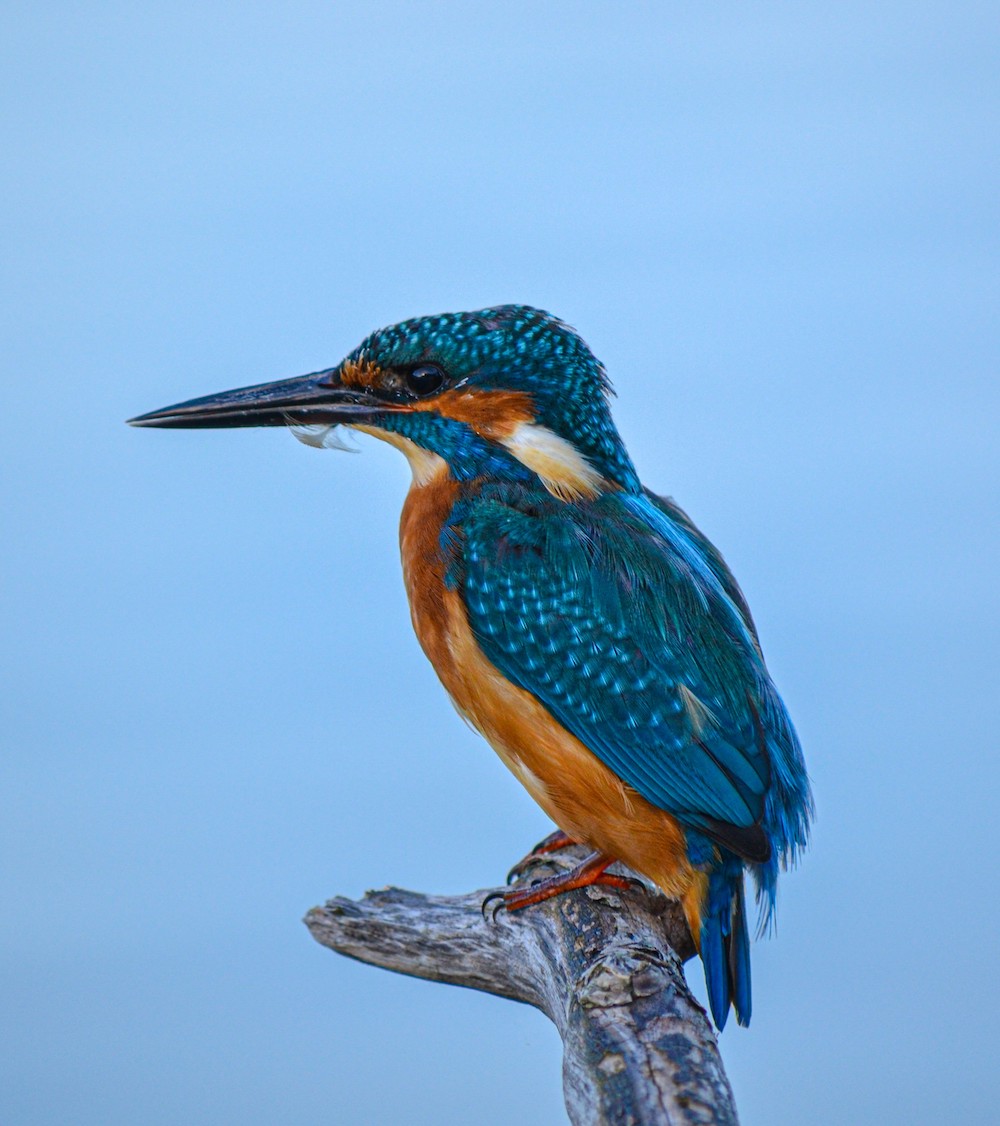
453;484;776;855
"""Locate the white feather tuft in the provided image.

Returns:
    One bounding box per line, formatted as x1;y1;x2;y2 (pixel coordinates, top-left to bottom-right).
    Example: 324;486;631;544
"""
502;422;606;501
288;423;358;451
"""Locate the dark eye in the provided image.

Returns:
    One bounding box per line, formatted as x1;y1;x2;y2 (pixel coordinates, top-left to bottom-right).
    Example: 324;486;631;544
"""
405;364;445;396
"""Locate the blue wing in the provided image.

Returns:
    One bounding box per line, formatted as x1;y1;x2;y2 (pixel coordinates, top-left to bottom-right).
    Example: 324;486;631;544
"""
641;487;760;649
450;481;806;863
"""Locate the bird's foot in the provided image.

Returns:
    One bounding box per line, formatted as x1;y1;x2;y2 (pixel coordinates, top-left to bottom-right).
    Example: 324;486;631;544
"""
485;851;642;921
506;830;579;884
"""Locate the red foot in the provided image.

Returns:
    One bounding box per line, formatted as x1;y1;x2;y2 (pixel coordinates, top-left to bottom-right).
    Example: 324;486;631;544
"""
506;830;579;884
531;829;578;856
487;851;639;918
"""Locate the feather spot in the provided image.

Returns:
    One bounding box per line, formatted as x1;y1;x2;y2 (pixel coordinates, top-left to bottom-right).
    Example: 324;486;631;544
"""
678;684;716;737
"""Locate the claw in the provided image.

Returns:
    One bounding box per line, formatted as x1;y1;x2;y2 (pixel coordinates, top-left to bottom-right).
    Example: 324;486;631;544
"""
506;830;579;884
481;890;506;922
506;857;547;885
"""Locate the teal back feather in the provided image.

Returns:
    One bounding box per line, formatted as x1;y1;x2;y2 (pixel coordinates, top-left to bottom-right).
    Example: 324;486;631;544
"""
441;475;812;1026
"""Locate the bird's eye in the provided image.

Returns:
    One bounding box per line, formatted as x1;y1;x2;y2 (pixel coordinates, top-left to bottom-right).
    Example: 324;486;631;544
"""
405;364;445;396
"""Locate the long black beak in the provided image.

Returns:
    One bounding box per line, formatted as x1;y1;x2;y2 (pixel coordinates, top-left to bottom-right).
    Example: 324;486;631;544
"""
127;368;383;429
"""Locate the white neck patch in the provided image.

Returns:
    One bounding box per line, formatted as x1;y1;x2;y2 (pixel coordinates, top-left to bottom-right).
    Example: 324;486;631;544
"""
501;421;607;501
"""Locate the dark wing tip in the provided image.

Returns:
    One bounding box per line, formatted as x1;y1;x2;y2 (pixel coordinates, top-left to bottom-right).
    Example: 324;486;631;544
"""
700;817;772;864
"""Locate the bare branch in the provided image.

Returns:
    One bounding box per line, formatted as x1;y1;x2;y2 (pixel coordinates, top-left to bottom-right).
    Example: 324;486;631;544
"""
305;846;739;1125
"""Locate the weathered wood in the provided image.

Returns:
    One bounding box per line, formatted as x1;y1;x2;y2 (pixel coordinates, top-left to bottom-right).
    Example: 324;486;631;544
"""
305;845;739;1125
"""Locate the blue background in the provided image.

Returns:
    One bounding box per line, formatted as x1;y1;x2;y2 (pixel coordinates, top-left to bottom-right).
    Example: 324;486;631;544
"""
2;4;997;1123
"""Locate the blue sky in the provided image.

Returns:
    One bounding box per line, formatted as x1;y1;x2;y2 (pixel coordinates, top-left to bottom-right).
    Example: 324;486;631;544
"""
2;4;998;1123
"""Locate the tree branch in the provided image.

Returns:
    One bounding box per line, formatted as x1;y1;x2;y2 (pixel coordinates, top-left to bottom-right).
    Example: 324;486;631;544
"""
304;845;739;1125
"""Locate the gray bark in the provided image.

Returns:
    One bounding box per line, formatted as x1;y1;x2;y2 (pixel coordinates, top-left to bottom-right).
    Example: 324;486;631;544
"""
304;845;739;1125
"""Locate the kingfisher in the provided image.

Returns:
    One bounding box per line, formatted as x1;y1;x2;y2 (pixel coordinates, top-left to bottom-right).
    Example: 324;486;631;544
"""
129;305;812;1029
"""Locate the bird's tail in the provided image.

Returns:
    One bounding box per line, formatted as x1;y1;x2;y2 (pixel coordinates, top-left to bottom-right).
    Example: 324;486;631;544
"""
699;865;752;1030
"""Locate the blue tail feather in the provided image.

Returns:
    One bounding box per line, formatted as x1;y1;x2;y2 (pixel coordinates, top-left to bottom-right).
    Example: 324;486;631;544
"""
700;865;752;1030
701;905;731;1030
729;877;752;1026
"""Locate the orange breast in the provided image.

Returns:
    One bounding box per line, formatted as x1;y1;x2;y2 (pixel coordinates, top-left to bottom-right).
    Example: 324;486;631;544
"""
399;474;707;937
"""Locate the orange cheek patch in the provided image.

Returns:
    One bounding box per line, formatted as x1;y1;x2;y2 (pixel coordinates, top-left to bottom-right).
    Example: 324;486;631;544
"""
414;388;536;440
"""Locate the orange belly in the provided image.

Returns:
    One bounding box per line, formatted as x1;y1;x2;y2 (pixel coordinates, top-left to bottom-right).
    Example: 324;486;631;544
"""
399;474;707;939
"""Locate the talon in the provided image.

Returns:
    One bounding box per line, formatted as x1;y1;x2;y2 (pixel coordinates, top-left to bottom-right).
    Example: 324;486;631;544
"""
506;830;579;884
481;890;506;921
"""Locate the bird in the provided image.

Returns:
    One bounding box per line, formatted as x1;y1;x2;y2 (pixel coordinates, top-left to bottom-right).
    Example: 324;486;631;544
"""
129;305;812;1030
